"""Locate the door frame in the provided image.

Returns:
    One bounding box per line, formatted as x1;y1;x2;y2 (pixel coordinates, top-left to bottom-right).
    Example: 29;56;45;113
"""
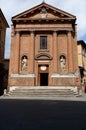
38;64;49;86
40;73;48;86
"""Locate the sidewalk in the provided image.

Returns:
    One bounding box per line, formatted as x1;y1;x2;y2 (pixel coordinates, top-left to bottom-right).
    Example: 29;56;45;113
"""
0;93;86;102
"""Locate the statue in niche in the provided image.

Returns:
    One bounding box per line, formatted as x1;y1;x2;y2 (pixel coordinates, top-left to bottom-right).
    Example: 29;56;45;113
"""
21;56;28;71
60;55;66;72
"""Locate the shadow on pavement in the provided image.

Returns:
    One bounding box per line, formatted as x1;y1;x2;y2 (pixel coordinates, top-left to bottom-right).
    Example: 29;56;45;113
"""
0;99;86;130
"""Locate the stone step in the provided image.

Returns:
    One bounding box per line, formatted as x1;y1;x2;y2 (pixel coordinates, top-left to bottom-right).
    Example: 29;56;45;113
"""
13;89;73;92
5;86;77;97
9;91;74;97
9;92;73;96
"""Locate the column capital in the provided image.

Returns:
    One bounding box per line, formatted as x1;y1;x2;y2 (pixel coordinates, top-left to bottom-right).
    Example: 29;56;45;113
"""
53;30;57;36
15;30;20;34
53;30;56;32
30;30;35;33
67;30;72;33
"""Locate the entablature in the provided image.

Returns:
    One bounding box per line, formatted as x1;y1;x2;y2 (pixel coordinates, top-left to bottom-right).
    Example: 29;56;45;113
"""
14;27;73;33
16;23;72;28
12;18;75;26
14;23;74;32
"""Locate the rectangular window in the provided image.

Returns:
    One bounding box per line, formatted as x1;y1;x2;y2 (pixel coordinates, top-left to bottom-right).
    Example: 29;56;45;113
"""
40;36;47;49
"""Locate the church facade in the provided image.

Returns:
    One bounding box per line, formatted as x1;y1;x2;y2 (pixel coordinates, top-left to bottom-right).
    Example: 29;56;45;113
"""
8;2;80;89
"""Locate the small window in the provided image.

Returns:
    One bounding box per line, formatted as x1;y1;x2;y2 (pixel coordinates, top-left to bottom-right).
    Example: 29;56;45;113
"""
40;36;47;49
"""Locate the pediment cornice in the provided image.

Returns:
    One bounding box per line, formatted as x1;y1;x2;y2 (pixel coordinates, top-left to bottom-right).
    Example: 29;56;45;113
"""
35;53;53;60
12;2;76;24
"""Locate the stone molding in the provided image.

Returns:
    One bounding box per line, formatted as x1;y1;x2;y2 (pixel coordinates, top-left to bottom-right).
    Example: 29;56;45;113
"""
51;73;78;78
11;73;36;78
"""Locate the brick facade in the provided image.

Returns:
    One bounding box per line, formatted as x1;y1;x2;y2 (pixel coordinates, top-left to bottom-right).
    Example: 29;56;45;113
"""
77;40;86;84
8;2;80;89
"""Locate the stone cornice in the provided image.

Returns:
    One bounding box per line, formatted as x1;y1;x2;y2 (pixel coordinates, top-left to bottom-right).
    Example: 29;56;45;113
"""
14;27;73;32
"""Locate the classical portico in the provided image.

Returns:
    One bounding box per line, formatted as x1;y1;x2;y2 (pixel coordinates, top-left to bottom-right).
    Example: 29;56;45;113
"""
8;2;80;89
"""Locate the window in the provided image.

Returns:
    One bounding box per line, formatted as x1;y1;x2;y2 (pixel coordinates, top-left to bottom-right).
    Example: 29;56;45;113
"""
40;36;47;49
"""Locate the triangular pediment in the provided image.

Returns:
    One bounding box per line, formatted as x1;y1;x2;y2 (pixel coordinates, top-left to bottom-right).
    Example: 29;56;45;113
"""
12;2;76;22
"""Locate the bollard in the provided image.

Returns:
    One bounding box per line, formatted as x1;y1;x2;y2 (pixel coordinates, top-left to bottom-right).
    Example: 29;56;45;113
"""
77;85;82;96
3;89;7;96
84;83;86;93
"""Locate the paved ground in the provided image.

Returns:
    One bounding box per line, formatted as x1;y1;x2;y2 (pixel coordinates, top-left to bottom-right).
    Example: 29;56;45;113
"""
0;95;86;130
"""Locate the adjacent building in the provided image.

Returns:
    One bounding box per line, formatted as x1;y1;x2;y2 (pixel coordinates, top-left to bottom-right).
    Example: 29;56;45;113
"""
8;2;80;89
0;9;9;60
0;9;9;95
77;40;86;84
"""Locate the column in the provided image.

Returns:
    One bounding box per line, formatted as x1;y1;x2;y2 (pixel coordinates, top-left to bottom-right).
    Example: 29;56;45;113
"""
67;31;73;72
14;31;20;73
29;31;35;73
53;31;57;72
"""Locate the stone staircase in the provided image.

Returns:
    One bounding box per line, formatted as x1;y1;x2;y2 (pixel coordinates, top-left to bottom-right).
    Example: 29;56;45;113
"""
5;86;79;98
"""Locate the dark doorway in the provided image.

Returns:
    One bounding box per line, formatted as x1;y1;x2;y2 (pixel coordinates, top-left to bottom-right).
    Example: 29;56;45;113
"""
40;73;48;86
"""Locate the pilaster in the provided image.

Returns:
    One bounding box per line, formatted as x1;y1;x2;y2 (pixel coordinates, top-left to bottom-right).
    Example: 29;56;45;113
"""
29;31;35;73
53;31;57;72
14;31;20;73
67;31;73;72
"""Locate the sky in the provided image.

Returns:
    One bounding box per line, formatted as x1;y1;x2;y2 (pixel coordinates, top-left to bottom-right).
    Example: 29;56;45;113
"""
0;0;86;58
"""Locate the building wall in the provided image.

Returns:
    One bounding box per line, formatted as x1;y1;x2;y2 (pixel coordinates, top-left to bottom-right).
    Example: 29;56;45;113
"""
8;3;80;88
0;19;6;60
78;44;83;67
77;40;86;84
0;9;9;95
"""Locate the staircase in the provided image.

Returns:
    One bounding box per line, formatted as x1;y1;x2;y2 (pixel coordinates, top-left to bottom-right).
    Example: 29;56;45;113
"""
5;86;78;98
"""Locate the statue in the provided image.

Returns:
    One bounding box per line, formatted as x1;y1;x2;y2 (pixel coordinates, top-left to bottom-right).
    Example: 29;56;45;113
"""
21;56;27;71
60;56;66;71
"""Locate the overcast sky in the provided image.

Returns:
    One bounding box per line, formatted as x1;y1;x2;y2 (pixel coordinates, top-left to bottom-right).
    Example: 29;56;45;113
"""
0;0;86;58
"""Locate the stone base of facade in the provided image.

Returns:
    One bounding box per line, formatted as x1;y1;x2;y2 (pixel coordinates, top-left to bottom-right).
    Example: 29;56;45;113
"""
9;77;35;86
8;74;35;87
8;73;80;87
51;73;80;86
52;77;75;86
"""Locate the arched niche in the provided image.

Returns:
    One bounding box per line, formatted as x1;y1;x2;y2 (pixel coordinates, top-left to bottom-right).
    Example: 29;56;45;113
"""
59;54;66;72
21;55;28;71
